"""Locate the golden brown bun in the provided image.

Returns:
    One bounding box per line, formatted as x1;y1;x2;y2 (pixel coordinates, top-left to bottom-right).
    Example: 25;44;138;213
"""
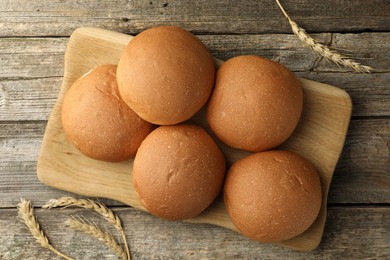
117;26;215;125
132;124;226;220
207;55;303;152
224;150;322;243
62;64;153;162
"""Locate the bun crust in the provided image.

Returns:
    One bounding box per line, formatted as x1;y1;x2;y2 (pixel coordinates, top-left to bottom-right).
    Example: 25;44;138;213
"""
224;150;322;243
207;55;303;152
117;26;215;125
62;64;153;162
133;124;226;220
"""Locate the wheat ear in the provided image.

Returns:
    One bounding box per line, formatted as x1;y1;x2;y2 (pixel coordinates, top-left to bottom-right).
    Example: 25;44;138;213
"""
275;0;373;73
43;196;130;260
65;216;127;260
17;198;73;260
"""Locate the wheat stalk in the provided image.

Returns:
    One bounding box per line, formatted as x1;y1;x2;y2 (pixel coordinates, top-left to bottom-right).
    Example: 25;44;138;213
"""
17;198;74;260
65;216;127;260
275;0;373;73
43;196;130;260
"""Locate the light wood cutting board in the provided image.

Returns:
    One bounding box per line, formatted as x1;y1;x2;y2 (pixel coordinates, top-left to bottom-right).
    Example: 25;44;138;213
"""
37;27;352;251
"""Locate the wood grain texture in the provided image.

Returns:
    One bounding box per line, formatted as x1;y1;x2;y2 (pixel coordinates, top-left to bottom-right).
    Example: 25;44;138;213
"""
1;33;388;78
0;119;388;208
296;72;390;117
0;33;389;121
1;73;388;120
203;32;390;73
1;206;389;259
0;38;66;80
0;0;389;37
329;119;390;203
0;78;62;121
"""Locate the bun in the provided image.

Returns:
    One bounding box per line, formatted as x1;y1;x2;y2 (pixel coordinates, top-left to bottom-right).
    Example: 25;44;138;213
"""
62;64;153;162
224;150;322;243
117;26;215;125
207;55;303;152
132;124;226;220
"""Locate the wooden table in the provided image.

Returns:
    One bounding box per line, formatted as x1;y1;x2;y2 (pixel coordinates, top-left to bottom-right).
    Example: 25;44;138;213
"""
1;1;389;259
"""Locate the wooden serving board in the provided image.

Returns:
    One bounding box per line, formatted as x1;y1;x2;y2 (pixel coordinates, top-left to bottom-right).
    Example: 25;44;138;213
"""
37;27;352;251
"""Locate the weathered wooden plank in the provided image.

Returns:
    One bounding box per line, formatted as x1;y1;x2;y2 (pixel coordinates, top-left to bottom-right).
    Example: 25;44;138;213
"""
0;122;73;207
0;0;389;37
295;73;390;117
0;77;62;121
204;33;329;71
1;73;388;120
0;38;66;79
0;33;388;119
203;32;389;73
0;119;388;208
1;33;388;79
315;33;390;73
0;206;388;259
329;119;390;204
2;34;322;79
